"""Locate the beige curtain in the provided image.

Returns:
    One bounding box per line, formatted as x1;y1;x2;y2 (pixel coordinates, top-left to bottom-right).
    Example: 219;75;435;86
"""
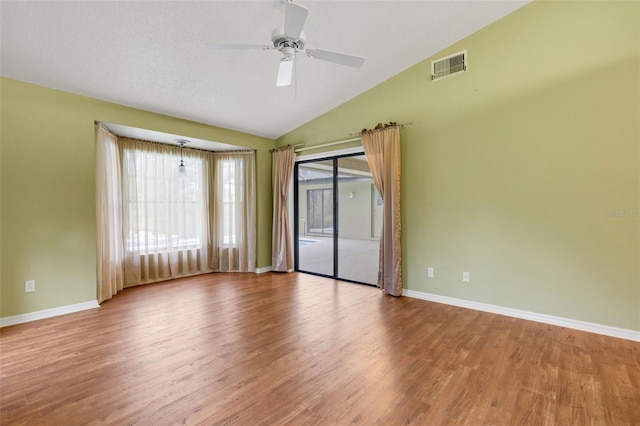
98;135;256;293
361;125;402;296
271;146;296;271
95;124;124;302
209;152;256;272
119;138;212;285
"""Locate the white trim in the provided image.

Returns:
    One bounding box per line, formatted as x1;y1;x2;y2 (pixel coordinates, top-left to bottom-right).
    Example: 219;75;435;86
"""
296;147;364;162
0;300;100;328
302;162;372;179
402;289;640;342
295;137;361;153
255;266;273;274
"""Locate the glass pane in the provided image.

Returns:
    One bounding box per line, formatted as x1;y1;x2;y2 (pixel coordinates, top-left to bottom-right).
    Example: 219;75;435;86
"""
122;148;205;254
337;155;379;285
297;160;334;276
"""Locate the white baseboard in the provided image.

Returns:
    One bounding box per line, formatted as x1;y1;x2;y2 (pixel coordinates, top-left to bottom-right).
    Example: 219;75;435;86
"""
255;266;273;274
0;300;100;328
402;289;640;343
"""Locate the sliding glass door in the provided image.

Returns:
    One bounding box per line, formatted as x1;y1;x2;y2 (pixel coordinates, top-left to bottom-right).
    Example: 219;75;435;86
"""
296;160;334;276
294;153;380;286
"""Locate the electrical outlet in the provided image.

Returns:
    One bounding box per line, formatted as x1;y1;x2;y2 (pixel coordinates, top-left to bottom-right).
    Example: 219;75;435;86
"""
462;272;470;283
427;267;434;278
25;280;36;293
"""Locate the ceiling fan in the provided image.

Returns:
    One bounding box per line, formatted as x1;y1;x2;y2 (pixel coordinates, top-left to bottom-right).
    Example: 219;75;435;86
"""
209;0;365;87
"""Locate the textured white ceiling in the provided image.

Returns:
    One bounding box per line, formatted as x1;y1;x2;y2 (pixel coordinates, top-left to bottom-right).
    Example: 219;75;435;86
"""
1;1;530;140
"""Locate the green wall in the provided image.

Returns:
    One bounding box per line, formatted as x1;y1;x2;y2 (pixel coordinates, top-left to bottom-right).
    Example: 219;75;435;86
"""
278;1;640;330
0;79;275;317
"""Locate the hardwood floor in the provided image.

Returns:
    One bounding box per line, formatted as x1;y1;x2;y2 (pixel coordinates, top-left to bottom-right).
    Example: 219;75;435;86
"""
1;272;639;425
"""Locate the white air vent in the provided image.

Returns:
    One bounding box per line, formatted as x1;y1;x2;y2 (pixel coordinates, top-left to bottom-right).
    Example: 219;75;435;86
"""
431;50;467;82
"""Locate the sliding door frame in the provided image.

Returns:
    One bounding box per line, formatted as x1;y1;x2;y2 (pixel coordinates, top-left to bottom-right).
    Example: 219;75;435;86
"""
293;150;375;286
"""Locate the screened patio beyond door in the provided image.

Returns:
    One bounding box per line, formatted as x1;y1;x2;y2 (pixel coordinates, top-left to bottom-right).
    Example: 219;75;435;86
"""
294;153;380;286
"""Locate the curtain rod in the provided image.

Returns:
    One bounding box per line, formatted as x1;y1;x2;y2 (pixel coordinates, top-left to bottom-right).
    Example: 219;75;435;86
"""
270;143;304;153
294;121;413;153
118;136;253;154
349;121;413;137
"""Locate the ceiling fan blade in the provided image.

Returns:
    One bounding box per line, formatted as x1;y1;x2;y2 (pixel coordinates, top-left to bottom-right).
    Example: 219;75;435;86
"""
307;49;365;68
284;1;308;39
206;43;271;51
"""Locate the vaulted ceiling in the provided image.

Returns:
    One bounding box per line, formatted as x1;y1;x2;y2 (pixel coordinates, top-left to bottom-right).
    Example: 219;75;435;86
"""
1;1;530;139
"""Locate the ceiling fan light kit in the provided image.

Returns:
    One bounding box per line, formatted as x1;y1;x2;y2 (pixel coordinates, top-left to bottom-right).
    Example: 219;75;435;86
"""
210;0;365;87
277;55;294;87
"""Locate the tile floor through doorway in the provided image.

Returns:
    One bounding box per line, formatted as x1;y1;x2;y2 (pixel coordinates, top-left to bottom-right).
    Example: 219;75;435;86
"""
298;236;379;285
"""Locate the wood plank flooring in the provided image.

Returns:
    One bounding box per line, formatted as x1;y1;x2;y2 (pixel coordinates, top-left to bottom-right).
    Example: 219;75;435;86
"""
1;272;639;425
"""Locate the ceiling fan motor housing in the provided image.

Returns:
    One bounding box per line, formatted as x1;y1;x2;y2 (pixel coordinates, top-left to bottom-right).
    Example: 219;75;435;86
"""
271;27;306;52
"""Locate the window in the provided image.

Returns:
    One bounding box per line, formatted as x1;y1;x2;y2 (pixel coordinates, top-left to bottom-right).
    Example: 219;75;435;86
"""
220;159;237;245
121;146;207;254
97;129;257;288
210;152;257;272
307;188;333;235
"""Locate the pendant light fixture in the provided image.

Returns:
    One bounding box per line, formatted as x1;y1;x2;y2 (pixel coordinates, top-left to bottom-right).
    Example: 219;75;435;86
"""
176;139;190;175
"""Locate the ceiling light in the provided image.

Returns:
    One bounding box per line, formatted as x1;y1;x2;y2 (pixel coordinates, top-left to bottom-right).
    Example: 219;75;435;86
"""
176;139;190;175
277;47;295;87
